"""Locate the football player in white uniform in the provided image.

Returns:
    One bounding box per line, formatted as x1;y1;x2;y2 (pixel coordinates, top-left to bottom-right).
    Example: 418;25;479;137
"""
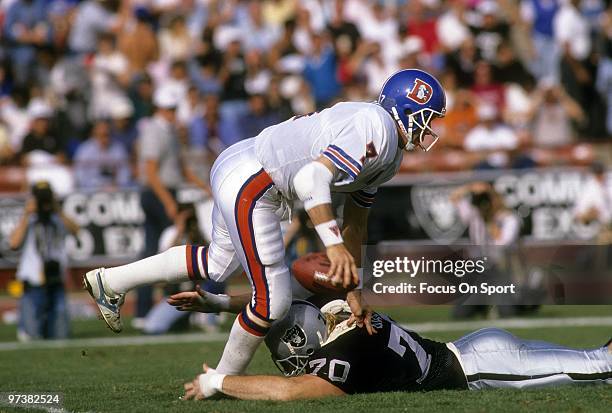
83;69;447;388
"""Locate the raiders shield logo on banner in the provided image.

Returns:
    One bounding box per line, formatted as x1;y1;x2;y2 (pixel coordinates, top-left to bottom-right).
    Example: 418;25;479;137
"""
281;325;307;348
411;184;466;242
406;78;434;104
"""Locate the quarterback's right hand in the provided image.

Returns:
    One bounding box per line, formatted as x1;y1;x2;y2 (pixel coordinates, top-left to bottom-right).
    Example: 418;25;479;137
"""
326;243;359;289
167;285;229;313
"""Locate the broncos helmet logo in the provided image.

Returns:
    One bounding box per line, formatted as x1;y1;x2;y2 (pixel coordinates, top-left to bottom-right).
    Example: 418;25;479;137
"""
281;325;307;348
406;78;433;105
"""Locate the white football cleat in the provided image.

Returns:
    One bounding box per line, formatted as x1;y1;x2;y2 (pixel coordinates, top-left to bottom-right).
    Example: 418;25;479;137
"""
83;268;124;333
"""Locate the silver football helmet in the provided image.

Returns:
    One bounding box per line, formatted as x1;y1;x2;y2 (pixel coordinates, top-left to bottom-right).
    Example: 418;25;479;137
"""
265;300;328;376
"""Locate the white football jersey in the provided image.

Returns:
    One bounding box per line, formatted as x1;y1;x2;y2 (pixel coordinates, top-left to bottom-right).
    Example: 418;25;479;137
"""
254;102;403;208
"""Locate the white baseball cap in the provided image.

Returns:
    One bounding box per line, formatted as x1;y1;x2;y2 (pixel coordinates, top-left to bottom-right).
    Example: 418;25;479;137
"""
109;97;134;119
27;99;53;119
153;85;180;109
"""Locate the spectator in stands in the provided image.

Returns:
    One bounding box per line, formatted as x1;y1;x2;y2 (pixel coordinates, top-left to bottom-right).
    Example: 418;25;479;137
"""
129;74;155;121
239;94;280;139
244;50;272;96
596;36;612;136
469;0;511;63
158;14;194;63
266;75;294;121
262;0;297;27
355;2;399;62
241;0;280;52
494;41;534;86
191;53;222;96
464;104;518;153
555;0;606;138
446;37;480;88
528;79;585;147
74;119;131;190
117;7;159;79
405;0;439;58
68;0;125;55
1;87;32;153
437;0;471;52
20;100;64;166
3;0;51;86
9;181;79;341
109;97;138;154
471;60;505;112
438;87;479;148
303;31;341;108
520;0;560;80
398;36;427;73
362;41;398;98
190;94;239;156
49;56;91;148
217;31;249;131
269;18;300;67
136;85;211;324
327;0;361;56
177;85;204;128
90;32;130;120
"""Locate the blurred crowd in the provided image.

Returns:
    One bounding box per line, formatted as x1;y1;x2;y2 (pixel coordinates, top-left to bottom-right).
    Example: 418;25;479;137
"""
0;0;610;191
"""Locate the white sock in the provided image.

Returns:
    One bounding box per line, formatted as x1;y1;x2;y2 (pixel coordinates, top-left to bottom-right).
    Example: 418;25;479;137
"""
216;317;264;375
104;246;191;294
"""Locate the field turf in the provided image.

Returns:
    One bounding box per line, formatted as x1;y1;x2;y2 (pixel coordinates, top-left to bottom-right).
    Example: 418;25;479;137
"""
0;305;610;413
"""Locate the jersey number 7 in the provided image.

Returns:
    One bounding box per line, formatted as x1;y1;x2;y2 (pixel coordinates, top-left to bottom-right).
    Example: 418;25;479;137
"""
387;323;432;383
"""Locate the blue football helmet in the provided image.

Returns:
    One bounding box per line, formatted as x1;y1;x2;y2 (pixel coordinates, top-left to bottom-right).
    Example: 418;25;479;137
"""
378;69;446;152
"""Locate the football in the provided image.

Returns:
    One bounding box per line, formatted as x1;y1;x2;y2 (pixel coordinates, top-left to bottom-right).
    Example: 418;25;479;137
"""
291;252;358;295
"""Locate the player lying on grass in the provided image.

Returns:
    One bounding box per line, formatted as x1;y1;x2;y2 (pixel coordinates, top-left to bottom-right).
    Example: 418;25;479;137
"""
170;292;612;401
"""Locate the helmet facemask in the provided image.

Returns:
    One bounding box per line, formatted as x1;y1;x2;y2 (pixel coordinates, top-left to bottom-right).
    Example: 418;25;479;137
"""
392;107;444;152
272;351;313;377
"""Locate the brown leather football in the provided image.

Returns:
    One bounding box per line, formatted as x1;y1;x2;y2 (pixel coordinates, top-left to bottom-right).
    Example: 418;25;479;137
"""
291;252;358;295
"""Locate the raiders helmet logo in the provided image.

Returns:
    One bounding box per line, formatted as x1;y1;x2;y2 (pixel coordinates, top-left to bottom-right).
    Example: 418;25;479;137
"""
281;325;307;348
406;78;433;104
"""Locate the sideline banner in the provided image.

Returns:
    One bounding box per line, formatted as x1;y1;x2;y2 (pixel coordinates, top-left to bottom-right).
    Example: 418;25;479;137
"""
0;168;609;267
0;188;209;268
368;167;610;243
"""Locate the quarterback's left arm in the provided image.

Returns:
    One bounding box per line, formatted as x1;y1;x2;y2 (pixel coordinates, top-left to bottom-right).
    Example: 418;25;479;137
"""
343;194;377;334
184;365;345;401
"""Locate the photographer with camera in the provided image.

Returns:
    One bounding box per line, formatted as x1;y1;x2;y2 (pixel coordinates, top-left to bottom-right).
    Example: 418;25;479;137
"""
9;181;79;341
450;181;524;319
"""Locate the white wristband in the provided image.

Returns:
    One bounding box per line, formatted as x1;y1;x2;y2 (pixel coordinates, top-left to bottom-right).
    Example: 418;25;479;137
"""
198;369;226;398
315;220;343;247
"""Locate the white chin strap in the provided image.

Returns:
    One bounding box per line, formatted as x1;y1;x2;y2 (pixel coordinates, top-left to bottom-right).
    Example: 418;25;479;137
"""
391;107;441;152
391;107;415;151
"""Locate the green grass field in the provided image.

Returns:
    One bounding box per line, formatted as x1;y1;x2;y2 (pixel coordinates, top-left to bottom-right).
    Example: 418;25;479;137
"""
0;305;611;413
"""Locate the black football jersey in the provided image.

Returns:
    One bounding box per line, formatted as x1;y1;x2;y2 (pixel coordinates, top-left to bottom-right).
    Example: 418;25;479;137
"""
305;313;467;394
